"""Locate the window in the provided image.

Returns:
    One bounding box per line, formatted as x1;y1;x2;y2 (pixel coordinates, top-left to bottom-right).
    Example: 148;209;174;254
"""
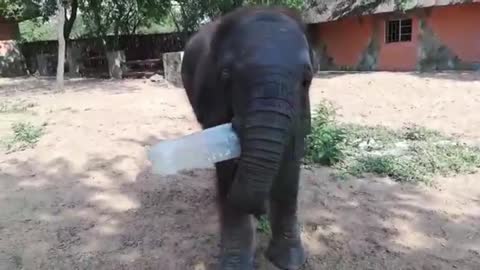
385;19;412;43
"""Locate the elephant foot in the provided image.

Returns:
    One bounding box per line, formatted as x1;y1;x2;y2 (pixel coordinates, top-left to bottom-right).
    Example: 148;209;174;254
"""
218;207;256;270
265;238;306;270
219;250;255;270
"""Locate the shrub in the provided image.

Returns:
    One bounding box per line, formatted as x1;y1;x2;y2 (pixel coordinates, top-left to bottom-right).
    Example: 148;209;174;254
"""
1;121;45;153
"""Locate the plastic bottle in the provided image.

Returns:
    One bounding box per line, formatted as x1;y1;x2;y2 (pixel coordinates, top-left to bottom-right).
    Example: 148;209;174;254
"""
148;123;241;175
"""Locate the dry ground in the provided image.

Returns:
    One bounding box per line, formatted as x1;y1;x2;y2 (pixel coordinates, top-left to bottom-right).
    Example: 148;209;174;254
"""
0;71;479;270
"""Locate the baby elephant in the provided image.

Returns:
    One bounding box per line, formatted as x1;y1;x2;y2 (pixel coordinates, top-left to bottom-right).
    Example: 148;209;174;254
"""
181;6;313;270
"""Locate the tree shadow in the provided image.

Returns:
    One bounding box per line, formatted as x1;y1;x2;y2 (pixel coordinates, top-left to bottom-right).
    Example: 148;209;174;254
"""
330;0;386;21
314;70;377;79
313;70;480;82
411;70;480;82
305;0;417;23
305;0;475;23
0;77;147;97
0;152;219;269
297;168;480;269
0;143;479;269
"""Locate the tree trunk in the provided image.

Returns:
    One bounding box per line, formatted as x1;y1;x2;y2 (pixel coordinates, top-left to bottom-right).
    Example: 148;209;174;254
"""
56;0;66;90
64;0;78;41
63;0;78;77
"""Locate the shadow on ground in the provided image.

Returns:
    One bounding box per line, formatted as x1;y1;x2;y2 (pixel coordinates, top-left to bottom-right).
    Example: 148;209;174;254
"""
0;152;219;269
314;70;480;82
0;77;144;97
0;141;479;269
412;70;480;82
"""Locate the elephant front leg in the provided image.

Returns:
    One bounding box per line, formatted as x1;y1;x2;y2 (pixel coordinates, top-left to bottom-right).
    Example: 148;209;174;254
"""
266;158;306;270
219;206;255;270
215;160;256;270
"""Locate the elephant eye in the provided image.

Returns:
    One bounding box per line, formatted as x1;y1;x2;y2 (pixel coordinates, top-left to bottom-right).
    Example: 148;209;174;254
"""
302;78;311;89
302;66;313;89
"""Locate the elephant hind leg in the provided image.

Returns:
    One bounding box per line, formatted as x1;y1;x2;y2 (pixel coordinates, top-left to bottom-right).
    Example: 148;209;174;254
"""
215;160;256;270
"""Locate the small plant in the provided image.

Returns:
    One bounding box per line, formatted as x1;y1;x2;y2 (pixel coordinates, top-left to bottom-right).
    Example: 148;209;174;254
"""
311;99;337;125
2;121;45;153
256;215;271;235
306;100;347;166
306;123;346;166
402;124;444;141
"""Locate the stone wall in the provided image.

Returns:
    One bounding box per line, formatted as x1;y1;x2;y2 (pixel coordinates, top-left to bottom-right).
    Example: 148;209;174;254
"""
162;51;184;87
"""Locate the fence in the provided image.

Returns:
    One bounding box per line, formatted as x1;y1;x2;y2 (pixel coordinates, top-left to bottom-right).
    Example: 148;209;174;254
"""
19;32;189;77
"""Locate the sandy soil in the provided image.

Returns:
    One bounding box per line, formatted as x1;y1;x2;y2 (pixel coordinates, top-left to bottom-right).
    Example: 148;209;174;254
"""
0;71;479;270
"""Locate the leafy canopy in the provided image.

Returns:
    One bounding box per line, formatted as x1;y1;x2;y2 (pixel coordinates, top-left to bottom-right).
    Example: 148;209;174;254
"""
171;0;305;33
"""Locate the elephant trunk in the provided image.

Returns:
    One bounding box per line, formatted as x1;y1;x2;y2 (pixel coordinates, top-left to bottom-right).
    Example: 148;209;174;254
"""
228;82;295;215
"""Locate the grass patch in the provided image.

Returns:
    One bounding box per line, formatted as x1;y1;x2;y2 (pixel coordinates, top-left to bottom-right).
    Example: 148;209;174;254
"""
0;99;36;114
256;215;271;235
1;121;45;153
305;100;480;183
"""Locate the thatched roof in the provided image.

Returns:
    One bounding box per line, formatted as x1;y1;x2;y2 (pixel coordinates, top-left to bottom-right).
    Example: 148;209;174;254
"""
0;15;40;23
302;0;478;24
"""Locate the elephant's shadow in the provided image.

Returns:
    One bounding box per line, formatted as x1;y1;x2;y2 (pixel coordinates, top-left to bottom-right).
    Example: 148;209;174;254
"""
130;165;283;269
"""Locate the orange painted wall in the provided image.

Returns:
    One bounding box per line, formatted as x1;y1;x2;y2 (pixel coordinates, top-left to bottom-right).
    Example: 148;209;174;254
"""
426;3;480;63
376;16;419;70
313;3;480;71
314;16;374;67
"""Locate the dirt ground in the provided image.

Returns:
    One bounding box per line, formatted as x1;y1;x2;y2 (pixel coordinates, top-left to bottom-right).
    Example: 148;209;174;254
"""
0;71;479;270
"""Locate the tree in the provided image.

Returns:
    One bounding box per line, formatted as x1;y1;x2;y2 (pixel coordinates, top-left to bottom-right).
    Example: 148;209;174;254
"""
0;0;40;21
245;0;305;9
32;0;78;41
168;1;209;34
80;0;172;50
55;0;65;90
78;0;171;78
169;0;306;34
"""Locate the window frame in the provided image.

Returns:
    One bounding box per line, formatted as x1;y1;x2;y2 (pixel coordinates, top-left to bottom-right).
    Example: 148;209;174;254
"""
385;18;413;44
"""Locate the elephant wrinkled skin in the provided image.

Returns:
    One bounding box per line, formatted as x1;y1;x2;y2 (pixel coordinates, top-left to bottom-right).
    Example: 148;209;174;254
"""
180;6;313;270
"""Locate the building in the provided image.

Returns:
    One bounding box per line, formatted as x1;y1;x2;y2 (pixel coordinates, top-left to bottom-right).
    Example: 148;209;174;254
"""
303;0;480;71
0;16;20;40
0;16;27;76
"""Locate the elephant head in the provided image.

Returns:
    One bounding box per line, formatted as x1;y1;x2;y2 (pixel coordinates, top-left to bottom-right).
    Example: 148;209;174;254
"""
209;8;314;215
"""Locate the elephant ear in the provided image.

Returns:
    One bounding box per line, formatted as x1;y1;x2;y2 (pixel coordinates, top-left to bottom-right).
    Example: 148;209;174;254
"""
192;54;232;129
